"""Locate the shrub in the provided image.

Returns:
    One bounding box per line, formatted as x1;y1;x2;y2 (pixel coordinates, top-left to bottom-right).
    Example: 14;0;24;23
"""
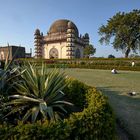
64;79;89;109
0;79;115;140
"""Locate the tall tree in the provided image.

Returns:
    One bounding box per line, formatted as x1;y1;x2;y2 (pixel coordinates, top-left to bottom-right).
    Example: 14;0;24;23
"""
98;9;140;58
84;44;96;58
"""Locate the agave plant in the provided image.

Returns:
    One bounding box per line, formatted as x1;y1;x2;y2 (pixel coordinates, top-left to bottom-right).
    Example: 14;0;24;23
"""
0;59;11;95
4;62;73;123
0;45;21;96
0;51;22;121
0;62;20;96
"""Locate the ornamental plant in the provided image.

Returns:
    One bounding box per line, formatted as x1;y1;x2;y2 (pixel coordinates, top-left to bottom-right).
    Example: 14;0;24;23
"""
4;62;73;123
0;54;22;122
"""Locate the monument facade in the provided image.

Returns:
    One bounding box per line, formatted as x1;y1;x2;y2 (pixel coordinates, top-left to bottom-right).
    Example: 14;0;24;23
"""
34;19;90;59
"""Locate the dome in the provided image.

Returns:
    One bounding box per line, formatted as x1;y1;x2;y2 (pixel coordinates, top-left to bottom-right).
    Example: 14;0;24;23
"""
48;19;79;36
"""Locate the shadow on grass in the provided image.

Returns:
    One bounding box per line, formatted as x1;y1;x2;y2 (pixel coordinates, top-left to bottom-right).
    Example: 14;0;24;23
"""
97;86;140;102
97;86;140;140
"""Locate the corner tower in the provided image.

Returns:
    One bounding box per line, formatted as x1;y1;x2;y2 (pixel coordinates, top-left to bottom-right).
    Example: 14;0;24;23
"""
34;29;43;58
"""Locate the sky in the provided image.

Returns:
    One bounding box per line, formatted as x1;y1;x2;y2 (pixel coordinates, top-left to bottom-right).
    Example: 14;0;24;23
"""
0;0;140;57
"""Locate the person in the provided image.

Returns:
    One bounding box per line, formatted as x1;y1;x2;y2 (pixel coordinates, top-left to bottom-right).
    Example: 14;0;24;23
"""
132;61;135;67
111;69;117;74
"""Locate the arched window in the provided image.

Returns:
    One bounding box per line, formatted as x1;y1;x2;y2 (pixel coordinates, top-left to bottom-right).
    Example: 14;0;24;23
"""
49;48;58;59
75;49;81;58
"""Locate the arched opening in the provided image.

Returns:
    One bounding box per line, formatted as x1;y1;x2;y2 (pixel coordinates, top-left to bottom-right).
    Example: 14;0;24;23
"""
75;48;81;58
49;48;58;59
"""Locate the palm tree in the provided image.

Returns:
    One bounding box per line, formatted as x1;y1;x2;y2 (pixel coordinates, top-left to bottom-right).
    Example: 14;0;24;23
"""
4;62;73;123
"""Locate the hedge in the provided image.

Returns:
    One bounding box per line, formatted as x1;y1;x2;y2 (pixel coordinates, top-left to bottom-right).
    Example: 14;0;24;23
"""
17;58;140;71
0;79;115;140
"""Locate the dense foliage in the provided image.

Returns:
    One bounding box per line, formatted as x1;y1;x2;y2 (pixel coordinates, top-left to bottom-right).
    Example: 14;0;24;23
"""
0;58;115;139
64;78;89;109
99;9;140;58
0;79;115;140
83;44;96;58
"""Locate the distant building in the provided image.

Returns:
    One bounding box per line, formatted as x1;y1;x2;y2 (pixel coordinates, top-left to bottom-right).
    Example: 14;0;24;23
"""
34;19;90;59
25;48;32;58
0;46;25;60
0;45;32;60
25;53;32;58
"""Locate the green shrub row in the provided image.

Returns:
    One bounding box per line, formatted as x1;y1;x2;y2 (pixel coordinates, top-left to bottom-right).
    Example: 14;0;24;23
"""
42;63;140;71
22;59;140;70
0;79;115;140
68;64;140;71
17;58;140;71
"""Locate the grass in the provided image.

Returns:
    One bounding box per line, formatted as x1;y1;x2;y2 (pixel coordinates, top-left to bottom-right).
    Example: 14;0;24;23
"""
64;68;140;140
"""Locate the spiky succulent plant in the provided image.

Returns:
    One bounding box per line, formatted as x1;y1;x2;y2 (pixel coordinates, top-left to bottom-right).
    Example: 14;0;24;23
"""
4;62;73;123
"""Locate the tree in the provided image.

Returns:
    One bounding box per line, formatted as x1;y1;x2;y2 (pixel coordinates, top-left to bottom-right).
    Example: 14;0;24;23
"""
129;54;140;58
108;54;115;58
84;44;96;58
98;9;140;58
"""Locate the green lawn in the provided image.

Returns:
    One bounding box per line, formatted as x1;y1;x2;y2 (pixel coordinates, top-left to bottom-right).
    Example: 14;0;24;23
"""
65;68;140;140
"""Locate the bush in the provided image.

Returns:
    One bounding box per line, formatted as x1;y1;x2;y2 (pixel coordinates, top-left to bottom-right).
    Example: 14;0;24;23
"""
64;79;89;109
0;79;115;140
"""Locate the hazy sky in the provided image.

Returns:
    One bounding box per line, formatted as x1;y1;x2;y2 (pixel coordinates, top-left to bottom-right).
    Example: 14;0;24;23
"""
0;0;140;57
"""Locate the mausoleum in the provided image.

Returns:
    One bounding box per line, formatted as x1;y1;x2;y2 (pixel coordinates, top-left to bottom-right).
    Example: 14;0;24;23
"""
34;19;90;59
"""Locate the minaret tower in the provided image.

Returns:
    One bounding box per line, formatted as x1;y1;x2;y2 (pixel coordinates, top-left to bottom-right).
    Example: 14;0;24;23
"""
83;33;89;46
34;29;43;58
66;22;75;59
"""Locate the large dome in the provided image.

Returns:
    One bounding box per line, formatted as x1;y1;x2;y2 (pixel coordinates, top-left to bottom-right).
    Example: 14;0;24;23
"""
48;19;79;36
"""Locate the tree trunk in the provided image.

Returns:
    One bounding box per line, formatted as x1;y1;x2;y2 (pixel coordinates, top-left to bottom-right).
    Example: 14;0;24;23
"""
125;48;130;58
